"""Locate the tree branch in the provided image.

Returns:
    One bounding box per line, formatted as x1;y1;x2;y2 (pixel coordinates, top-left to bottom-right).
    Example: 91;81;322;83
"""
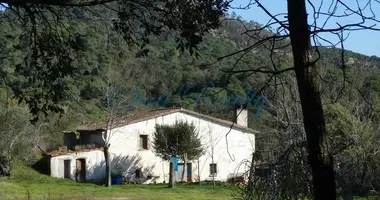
2;0;115;6
221;66;295;75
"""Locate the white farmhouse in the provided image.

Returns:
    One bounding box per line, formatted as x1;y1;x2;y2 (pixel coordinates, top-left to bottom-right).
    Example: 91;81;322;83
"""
49;107;257;184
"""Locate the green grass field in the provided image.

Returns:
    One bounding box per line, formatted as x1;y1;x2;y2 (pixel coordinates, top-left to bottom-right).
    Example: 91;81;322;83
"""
2;166;378;200
0;165;238;200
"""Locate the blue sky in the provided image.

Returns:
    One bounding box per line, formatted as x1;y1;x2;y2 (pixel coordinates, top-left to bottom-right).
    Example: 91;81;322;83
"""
230;0;380;57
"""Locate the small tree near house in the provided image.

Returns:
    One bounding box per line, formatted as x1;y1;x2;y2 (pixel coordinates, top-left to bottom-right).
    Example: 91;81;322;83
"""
206;123;220;189
97;56;134;187
152;120;204;187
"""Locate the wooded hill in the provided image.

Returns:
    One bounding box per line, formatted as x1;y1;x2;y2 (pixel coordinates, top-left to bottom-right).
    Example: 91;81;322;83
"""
0;8;380;195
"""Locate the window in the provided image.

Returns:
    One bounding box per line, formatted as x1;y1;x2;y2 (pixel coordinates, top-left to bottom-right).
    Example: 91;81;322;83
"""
135;169;142;178
139;135;148;150
209;163;217;176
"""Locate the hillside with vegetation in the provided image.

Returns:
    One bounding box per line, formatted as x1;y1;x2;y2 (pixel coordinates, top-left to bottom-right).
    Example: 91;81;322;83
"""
0;6;380;198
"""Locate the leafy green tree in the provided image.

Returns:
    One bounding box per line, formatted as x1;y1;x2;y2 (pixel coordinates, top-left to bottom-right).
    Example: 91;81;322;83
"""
0;99;38;176
325;103;380;199
152;120;204;187
0;0;230;118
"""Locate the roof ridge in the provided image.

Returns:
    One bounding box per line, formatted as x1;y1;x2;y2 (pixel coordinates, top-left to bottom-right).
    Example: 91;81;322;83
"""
76;107;258;134
150;106;181;111
177;108;255;131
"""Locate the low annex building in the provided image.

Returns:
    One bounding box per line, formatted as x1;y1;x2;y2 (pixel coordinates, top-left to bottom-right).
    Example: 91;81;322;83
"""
49;108;257;184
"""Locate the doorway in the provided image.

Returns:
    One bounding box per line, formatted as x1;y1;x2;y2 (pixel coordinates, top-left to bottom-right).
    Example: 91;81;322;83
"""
75;159;86;182
176;163;192;182
63;160;71;179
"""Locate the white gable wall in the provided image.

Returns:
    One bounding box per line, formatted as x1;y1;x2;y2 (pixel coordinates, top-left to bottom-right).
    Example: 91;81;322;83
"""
51;111;255;183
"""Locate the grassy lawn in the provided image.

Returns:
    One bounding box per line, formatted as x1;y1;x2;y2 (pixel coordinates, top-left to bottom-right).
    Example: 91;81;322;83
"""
0;166;238;200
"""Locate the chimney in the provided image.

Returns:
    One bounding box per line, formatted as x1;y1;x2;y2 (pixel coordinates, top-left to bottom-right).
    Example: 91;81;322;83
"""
233;104;248;127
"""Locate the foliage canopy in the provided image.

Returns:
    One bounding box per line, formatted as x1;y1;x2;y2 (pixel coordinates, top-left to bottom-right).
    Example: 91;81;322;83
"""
152;120;204;161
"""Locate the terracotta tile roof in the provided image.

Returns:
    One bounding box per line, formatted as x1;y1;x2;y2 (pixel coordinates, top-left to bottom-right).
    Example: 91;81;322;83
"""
76;108;258;134
48;146;104;157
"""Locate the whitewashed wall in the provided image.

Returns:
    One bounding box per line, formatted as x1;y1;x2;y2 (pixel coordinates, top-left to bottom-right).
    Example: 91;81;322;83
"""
50;150;104;181
51;111;255;183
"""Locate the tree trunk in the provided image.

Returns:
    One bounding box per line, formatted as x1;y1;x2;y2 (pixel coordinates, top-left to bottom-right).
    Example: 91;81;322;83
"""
287;0;336;199
212;172;215;189
169;161;175;188
104;145;111;187
181;158;186;182
198;158;201;186
0;158;11;177
246;152;255;197
211;154;215;189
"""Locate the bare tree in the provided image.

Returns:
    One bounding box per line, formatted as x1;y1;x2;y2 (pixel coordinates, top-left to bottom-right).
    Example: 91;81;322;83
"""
205;124;219;188
97;55;133;187
213;1;380;199
238;46;380;200
233;71;309;199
